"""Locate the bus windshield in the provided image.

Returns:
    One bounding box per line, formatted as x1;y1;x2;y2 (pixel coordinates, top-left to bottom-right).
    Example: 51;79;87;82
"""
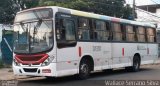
13;9;53;54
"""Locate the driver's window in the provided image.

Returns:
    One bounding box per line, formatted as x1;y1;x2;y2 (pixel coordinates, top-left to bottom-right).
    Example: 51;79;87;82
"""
65;20;75;40
56;19;76;41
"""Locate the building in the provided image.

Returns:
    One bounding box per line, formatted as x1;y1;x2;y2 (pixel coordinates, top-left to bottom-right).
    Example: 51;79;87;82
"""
137;4;160;13
136;4;160;28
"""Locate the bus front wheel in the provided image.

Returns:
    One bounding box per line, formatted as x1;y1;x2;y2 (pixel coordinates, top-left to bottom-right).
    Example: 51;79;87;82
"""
78;59;90;79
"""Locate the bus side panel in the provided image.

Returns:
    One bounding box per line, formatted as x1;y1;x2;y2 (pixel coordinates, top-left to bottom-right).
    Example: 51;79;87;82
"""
56;46;79;77
91;42;112;70
141;44;158;64
136;44;148;63
77;42;107;71
111;43;137;68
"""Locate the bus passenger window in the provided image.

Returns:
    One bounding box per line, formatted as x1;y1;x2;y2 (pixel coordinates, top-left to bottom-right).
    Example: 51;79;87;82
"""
147;28;156;42
94;20;109;41
56;19;75;41
126;25;135;42
112;23;122;41
78;18;90;40
137;27;146;42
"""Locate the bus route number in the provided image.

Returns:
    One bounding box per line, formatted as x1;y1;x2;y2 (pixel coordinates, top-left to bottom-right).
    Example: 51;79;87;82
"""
93;46;101;52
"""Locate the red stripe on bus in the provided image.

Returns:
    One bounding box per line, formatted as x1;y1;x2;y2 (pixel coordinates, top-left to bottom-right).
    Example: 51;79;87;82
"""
111;18;120;22
67;61;71;63
122;48;125;57
15;54;48;64
79;47;82;57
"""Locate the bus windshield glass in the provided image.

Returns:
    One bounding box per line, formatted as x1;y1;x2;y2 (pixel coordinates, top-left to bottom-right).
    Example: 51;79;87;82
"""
15;8;53;22
13;8;53;54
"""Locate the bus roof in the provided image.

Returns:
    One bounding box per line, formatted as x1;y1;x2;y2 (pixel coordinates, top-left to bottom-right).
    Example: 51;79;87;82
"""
18;6;156;28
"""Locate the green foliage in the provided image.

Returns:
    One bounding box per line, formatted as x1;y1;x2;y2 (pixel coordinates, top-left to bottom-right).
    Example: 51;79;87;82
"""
0;0;134;24
122;4;134;19
0;0;16;24
38;0;133;19
13;0;39;10
25;0;39;9
0;0;39;24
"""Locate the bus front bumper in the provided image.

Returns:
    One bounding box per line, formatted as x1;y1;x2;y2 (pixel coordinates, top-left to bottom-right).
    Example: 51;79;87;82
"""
12;63;57;77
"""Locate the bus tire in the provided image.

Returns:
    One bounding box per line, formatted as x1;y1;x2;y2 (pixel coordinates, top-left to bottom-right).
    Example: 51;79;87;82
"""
103;69;113;73
132;56;140;72
78;59;90;80
45;77;56;80
126;55;140;72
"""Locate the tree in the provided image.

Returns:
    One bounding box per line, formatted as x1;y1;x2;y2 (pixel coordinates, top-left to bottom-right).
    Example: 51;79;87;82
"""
122;4;135;19
13;0;39;10
38;0;134;19
0;0;39;24
0;0;17;24
0;0;134;24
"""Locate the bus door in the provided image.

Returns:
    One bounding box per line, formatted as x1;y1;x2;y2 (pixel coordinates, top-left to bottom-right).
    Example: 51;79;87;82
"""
56;14;78;73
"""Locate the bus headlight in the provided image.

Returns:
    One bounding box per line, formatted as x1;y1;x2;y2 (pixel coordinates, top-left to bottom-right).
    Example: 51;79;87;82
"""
41;56;54;66
13;59;20;66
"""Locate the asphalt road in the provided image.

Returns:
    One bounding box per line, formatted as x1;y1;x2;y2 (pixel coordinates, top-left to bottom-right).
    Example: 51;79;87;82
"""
16;64;160;86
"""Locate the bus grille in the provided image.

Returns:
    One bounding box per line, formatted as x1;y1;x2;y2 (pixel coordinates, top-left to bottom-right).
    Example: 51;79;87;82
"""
23;68;38;73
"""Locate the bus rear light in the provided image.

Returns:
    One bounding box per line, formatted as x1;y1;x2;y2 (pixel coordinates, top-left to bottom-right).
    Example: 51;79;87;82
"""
42;69;51;73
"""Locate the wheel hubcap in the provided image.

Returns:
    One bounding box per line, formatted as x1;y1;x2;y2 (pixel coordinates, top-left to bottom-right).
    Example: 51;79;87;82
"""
134;60;139;69
81;64;88;74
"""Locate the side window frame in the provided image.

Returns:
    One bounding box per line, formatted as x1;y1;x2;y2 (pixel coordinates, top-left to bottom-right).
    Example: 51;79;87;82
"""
125;24;136;42
111;22;123;41
146;27;156;43
55;13;77;48
77;17;91;41
136;26;146;42
94;20;109;41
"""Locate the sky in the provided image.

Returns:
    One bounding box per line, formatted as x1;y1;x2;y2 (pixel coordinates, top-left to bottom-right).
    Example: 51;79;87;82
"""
125;0;160;6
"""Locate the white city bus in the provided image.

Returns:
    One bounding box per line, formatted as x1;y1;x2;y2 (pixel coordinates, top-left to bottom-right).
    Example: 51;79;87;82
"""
12;6;158;79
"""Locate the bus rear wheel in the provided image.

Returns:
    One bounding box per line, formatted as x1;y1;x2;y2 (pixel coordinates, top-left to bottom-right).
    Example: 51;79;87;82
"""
132;56;140;72
78;59;90;80
126;55;140;72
